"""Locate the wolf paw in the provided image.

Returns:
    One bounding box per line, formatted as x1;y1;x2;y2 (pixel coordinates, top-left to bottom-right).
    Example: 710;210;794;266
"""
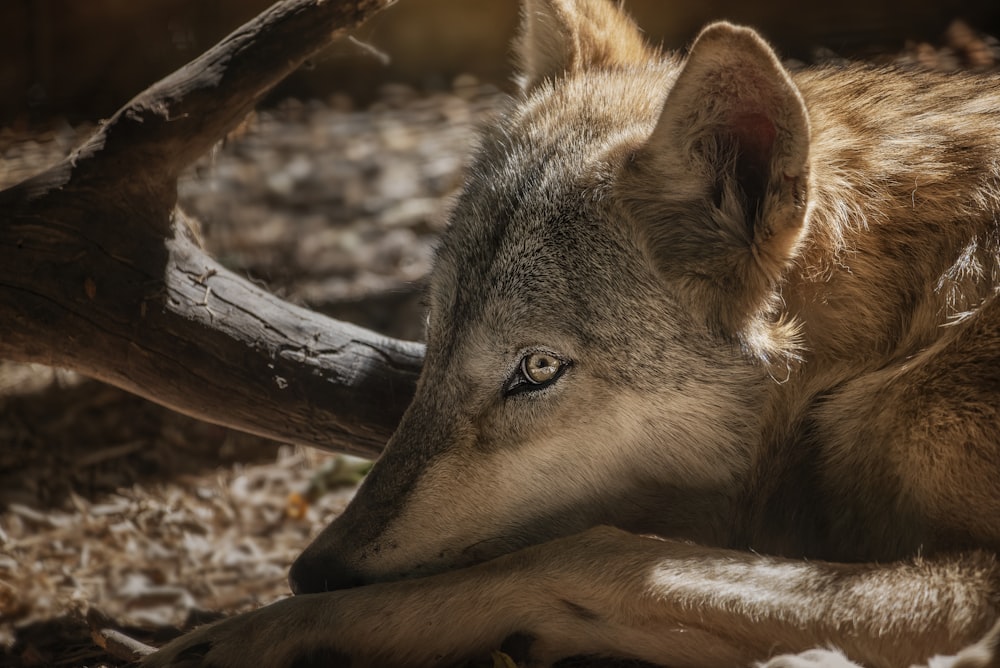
759;649;863;668
141;599;351;668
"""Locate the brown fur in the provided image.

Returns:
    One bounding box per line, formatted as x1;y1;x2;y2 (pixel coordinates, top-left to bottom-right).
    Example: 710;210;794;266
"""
148;1;1000;666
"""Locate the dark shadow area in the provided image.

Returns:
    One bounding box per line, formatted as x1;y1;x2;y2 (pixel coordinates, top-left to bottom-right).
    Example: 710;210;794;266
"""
0;373;284;511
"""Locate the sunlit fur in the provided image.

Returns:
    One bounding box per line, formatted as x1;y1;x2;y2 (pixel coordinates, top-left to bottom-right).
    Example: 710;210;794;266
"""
148;1;1000;666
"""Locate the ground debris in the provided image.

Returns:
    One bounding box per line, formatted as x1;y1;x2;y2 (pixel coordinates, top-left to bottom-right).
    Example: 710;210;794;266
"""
1;431;357;664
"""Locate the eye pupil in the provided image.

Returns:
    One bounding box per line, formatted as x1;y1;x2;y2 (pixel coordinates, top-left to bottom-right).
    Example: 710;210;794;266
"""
505;350;570;396
523;352;561;384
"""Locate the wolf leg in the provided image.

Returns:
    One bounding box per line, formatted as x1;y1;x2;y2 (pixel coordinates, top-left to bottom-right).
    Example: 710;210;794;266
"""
145;526;1000;668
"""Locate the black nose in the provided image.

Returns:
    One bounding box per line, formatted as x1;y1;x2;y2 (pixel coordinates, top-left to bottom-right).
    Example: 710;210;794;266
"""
288;551;368;594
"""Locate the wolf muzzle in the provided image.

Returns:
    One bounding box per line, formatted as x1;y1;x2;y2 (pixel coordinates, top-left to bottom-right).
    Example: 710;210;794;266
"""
288;550;368;594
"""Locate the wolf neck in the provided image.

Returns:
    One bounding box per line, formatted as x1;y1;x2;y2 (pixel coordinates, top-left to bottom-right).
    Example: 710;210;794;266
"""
737;68;1000;559
782;68;1000;372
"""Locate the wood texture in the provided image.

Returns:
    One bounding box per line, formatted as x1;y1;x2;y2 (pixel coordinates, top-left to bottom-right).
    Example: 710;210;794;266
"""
0;0;422;458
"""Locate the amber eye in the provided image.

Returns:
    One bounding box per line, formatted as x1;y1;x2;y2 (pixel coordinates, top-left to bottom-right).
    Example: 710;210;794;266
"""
504;350;570;396
522;352;562;384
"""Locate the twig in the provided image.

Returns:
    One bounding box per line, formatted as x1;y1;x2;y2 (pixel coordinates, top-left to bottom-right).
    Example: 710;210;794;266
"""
87;609;158;661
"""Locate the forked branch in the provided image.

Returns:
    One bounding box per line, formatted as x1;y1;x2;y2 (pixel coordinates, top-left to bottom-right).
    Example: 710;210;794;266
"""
0;0;421;458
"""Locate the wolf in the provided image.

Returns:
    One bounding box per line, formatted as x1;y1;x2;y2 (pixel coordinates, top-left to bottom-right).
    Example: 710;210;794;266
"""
147;0;1000;666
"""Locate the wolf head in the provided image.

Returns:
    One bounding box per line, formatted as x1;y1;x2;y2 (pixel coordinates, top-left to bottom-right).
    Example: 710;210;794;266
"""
290;0;812;594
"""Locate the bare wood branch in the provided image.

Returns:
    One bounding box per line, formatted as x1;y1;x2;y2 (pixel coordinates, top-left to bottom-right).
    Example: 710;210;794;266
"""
0;0;422;459
77;0;399;189
87;609;157;661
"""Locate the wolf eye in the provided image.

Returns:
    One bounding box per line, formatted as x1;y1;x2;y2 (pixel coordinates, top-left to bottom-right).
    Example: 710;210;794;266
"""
524;352;561;383
505;351;569;396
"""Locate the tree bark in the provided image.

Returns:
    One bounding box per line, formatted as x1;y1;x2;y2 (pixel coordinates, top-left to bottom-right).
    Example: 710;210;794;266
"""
0;0;422;459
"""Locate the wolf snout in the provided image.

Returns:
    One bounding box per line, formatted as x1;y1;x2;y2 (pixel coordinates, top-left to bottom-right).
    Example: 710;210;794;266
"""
288;551;368;594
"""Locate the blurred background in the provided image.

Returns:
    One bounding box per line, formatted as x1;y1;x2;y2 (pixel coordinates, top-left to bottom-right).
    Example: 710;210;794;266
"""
2;0;999;122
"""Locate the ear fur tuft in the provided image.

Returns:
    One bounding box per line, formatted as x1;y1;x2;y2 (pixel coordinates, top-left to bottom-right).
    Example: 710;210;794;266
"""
515;0;652;92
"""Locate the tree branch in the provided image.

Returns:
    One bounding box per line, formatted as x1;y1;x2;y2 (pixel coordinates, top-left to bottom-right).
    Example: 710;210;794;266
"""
0;0;421;459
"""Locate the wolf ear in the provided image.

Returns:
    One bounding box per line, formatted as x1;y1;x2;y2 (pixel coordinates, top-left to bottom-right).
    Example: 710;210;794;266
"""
625;22;811;333
515;0;651;92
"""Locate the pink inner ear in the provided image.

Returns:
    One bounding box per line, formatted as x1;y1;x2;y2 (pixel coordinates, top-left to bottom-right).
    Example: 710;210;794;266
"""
731;111;777;169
